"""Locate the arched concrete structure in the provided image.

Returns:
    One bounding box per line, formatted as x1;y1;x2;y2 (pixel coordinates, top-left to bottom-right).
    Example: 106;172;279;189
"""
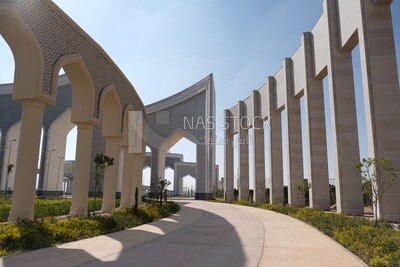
145;74;216;200
174;162;197;195
98;85;122;212
44;108;75;194
0;0;146;221
224;0;400;221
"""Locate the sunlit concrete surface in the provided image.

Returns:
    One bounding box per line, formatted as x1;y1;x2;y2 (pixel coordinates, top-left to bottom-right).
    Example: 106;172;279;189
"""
1;200;366;267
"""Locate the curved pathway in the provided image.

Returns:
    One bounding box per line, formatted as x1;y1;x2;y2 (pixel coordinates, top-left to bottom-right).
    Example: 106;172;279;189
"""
1;200;366;267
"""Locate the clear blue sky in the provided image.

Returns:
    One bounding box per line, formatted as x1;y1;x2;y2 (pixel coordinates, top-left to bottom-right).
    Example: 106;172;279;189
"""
1;0;399;190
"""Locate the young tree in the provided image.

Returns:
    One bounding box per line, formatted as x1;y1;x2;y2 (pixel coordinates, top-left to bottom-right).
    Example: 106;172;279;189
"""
93;153;114;211
354;157;399;221
293;180;311;207
155;175;171;206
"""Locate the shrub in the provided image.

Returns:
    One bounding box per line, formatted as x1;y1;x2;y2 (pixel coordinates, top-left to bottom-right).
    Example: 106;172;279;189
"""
109;209;142;230
0;199;11;222
34;199;71;219
226;200;400;267
334;226;400;267
141;201;179;220
0;200;180;256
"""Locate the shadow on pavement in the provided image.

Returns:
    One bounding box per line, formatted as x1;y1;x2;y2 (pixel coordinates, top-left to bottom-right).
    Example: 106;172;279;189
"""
1;201;246;267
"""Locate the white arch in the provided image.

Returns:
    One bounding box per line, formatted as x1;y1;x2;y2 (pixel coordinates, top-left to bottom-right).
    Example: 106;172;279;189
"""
44;108;75;191
1;121;20;191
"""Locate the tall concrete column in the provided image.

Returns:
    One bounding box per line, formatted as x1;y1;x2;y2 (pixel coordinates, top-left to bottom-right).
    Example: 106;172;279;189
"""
102;137;120;212
179;176;184;195
38;128;49;191
327;0;363;215
284;59;304;206
253;117;266;202
359;0;400;221
303;32;331;210
120;146;133;208
173;167;179;195
9;100;45;221
224;109;234;202
157;150;166;180
131;155;144;206
70;123;94;217
267;78;284;204
238;101;249;200
150;148;158;196
269;112;284;204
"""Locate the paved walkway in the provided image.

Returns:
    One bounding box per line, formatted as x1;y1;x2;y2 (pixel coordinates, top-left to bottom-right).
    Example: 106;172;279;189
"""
1;200;366;267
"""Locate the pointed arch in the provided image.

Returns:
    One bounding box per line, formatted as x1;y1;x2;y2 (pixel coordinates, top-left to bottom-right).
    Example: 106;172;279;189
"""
0;5;45;102
52;54;96;124
159;128;197;153
98;84;122;137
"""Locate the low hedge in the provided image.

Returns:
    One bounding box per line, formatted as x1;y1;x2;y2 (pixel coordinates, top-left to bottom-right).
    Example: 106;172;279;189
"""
0;198;122;222
0;201;179;256
227;200;400;267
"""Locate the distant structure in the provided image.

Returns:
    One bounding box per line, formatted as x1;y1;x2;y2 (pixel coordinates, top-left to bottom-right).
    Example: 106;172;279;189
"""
224;0;400;222
145;75;217;199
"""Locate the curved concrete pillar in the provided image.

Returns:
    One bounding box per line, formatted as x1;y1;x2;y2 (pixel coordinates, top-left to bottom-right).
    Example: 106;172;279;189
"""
9;100;46;221
120;146;133;208
131;155;145;206
116;148;124;195
98;85;122;212
102;137;121;212
70;123;94;217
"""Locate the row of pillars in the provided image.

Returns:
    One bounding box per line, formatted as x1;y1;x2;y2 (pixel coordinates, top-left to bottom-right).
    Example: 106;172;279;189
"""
8;99;144;221
224;0;400;221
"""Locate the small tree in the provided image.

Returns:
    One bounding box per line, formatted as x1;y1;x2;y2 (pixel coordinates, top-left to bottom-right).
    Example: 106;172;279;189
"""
293;180;311;207
155;175;171;206
93;153;114;211
354;157;399;221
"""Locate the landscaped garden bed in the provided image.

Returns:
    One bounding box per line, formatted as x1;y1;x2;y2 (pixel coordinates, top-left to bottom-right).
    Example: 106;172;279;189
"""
0;198;122;222
214;200;400;267
0;200;179;257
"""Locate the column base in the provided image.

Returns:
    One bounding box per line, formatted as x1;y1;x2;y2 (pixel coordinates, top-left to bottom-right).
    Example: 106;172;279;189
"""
70;206;88;218
119;201;131;209
8;209;34;222
101;206;114;213
195;193;214;200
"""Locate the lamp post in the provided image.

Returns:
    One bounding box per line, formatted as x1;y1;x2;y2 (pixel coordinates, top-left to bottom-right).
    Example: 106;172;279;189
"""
45;148;55;192
56;156;65;196
4;138;17;198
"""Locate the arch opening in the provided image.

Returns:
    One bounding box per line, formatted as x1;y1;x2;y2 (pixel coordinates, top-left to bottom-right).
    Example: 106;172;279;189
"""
182;175;196;197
